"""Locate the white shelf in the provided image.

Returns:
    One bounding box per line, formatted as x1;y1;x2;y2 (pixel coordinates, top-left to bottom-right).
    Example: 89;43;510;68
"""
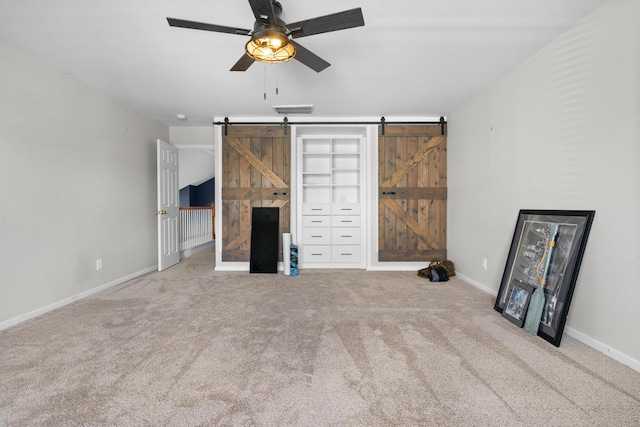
302;139;331;153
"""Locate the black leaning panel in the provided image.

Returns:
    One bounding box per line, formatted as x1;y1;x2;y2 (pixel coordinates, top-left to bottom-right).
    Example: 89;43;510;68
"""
249;207;279;273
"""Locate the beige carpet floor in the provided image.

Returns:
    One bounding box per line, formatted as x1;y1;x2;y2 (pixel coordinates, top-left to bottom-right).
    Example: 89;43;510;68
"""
1;247;639;426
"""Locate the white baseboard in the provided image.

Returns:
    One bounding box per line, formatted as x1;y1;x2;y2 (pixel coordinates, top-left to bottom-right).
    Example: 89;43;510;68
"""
457;272;640;373
214;262;250;271
367;262;430;271
564;326;640;373
456;272;498;296
0;265;157;332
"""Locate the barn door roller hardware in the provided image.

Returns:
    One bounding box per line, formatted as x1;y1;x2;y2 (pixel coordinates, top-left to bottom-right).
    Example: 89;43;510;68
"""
215;117;447;136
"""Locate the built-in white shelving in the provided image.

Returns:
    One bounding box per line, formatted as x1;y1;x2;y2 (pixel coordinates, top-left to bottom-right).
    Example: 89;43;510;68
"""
297;136;365;268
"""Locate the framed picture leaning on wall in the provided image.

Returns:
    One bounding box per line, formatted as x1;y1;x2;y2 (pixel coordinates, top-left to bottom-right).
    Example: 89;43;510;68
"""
495;210;595;346
502;281;535;328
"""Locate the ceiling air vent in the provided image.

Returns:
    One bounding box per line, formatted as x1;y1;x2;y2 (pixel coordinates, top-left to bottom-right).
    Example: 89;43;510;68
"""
272;105;314;115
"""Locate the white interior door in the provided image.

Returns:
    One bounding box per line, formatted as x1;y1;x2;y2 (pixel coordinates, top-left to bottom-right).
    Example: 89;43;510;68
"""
157;139;180;271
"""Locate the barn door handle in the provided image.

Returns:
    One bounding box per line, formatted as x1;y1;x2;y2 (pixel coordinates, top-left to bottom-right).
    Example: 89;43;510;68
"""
381;191;396;195
273;191;287;195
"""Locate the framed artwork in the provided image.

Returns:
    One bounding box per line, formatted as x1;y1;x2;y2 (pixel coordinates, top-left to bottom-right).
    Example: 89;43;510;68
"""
502;282;535;328
494;210;595;346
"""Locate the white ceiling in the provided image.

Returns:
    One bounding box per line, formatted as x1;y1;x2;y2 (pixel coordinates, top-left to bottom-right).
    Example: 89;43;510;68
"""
0;0;606;127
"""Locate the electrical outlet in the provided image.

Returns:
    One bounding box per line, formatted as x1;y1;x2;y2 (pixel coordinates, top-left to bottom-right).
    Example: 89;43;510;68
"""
96;259;102;271
482;257;488;270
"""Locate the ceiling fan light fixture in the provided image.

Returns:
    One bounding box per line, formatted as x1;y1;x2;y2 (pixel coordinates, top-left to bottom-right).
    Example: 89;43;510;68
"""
168;2;365;72
245;29;295;63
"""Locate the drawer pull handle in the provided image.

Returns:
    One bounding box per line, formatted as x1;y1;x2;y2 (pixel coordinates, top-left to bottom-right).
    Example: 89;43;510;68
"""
273;191;287;195
341;235;352;238
311;208;322;211
341;253;352;256
312;253;322;256
381;191;396;195
341;220;352;223
341;208;353;211
311;235;323;238
311;221;322;223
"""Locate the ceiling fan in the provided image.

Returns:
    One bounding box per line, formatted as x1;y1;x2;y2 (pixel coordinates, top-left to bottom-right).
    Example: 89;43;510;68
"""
167;0;364;73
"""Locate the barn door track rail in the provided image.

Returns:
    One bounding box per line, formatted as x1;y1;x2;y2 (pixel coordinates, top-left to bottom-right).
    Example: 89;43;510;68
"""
214;116;447;136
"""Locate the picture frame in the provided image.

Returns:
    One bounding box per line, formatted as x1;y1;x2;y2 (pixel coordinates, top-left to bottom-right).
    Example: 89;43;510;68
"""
494;210;595;346
502;282;535;328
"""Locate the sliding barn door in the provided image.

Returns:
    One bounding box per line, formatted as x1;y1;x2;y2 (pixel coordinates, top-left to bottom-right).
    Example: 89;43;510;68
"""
221;126;290;262
378;125;447;261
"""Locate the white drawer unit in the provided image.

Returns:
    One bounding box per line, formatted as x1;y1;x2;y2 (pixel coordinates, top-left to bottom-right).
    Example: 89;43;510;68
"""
297;134;366;269
303;216;331;227
332;204;360;215
302;245;332;264
332;215;361;227
331;228;361;245
331;246;361;263
302;204;331;215
302;228;331;245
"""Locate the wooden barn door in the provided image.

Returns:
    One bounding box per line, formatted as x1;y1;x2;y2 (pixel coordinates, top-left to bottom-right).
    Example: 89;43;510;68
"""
378;125;447;261
221;126;290;262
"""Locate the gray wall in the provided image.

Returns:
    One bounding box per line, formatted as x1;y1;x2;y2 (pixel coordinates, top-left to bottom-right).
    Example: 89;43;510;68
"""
448;0;640;366
0;38;169;325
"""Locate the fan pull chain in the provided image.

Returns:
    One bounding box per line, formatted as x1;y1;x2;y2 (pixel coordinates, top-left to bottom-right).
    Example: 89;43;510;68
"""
262;66;281;100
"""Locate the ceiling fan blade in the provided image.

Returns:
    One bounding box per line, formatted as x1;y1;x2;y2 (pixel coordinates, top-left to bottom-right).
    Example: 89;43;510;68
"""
230;54;256;72
167;17;251;36
290;41;330;73
288;8;364;39
248;0;278;25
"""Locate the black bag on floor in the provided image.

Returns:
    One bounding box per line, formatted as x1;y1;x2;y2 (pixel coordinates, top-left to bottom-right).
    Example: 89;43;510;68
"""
417;259;456;280
429;266;449;282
